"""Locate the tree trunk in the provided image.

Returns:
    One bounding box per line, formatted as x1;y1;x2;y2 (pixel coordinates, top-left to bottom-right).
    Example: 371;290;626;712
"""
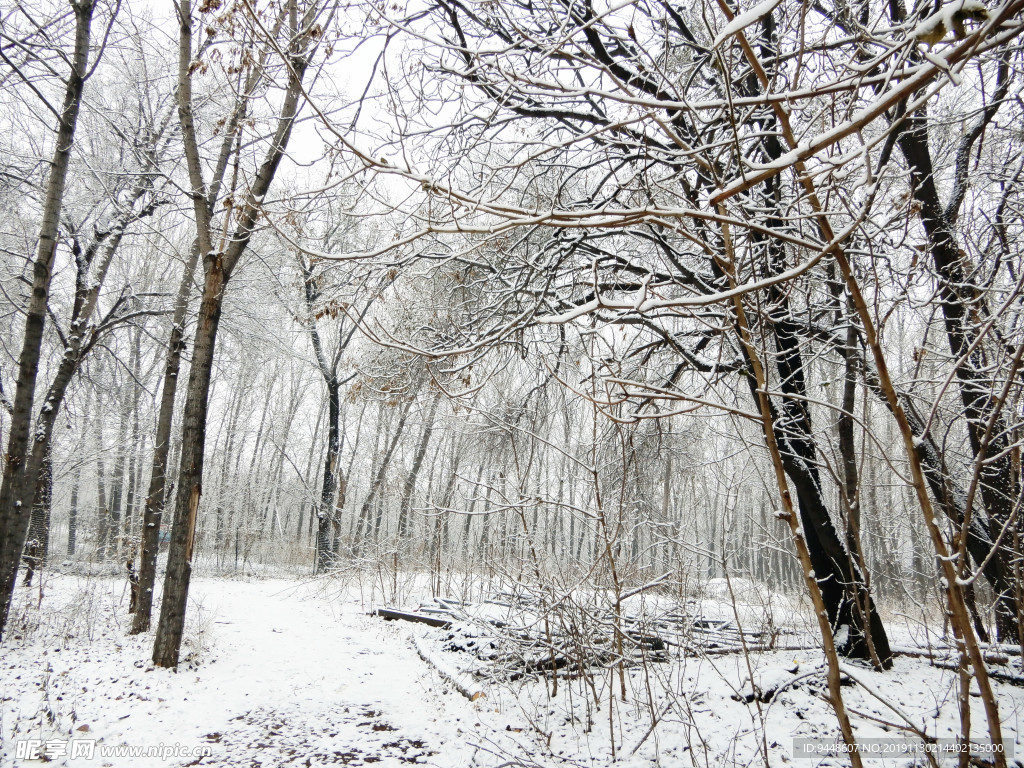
299;257;372;570
133;0;286;631
153;0;313;666
67;463;81;557
106;372;135;563
129;244;200;634
0;0;95;639
897;111;1021;641
735;90;892;667
728;246;891;666
95;411;110;562
19;177;161;578
397;392;442;539
22;454;53;587
364;399;414;549
316;377;340;572
153;261;225;666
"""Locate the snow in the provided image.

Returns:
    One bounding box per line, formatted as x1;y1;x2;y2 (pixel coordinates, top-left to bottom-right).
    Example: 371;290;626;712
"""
1;575;557;768
834;624;850;648
913;0;988;44
713;0;784;49
4;574;1024;767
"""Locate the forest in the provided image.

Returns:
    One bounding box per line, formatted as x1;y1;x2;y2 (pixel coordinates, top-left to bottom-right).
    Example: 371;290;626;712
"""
2;0;1024;765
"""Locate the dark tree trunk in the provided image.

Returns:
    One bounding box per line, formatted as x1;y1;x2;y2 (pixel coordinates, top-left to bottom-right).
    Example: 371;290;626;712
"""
67;463;81;557
725;241;893;667
153;261;226;666
95;414;110;562
740;79;891;668
19;182;159;579
757;293;892;668
315;376;340;572
729;257;891;666
22;454;53;587
299;258;371;570
153;0;312;666
0;0;95;639
134;0;283;632
837;299;863;559
130;244;200;634
897;112;1021;641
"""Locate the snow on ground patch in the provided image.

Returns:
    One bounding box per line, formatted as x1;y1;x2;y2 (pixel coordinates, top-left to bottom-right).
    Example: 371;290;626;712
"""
4;574;1024;767
0;575;546;768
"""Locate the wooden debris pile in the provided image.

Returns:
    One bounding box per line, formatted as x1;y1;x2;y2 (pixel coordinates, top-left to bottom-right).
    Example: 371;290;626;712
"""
377;590;789;681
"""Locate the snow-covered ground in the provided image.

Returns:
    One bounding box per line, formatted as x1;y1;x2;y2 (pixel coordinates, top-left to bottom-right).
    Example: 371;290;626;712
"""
3;573;1024;767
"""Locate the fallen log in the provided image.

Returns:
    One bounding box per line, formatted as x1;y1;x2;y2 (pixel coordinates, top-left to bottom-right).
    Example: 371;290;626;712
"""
930;660;1024;687
375;607;452;628
413;635;486;701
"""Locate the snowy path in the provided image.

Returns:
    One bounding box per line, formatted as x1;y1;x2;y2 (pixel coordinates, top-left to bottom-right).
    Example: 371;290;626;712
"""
8;574;1024;767
2;576;542;768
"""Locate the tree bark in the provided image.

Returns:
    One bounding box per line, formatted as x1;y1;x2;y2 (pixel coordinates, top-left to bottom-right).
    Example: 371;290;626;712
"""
298;258;372;570
133;0;288;632
734;228;892;666
20;174;164;578
21;454;52;587
316;374;340;572
153;257;225;665
897;111;1021;641
95;405;110;562
737;45;891;666
153;0;314;666
129;244;200;634
67;463;81;557
0;0;95;639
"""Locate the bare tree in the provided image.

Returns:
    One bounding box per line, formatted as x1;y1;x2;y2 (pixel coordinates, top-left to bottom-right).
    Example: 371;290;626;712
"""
153;0;334;667
0;0;101;639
